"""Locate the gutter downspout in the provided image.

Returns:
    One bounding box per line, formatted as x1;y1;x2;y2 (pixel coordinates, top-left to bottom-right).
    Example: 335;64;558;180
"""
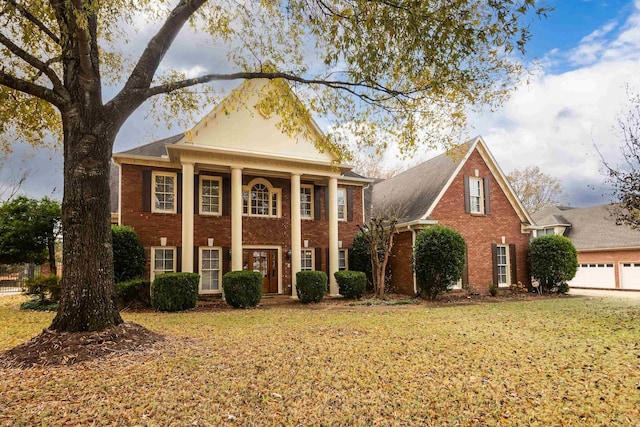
409;225;417;296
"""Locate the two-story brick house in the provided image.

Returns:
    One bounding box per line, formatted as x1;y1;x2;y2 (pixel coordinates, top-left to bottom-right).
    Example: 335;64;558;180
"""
372;138;535;295
112;79;372;297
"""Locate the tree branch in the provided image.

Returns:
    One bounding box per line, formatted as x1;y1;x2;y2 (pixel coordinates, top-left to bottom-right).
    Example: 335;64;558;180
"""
0;32;64;91
69;0;95;84
3;0;60;44
0;71;67;106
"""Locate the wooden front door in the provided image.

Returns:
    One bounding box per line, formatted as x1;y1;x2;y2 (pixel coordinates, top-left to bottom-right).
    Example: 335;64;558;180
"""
243;249;278;293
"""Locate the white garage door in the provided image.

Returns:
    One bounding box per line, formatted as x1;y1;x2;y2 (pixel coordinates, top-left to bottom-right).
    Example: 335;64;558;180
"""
568;263;615;289
620;263;640;290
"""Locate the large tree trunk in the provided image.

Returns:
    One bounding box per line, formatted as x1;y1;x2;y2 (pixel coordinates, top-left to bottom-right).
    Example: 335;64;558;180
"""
50;117;123;332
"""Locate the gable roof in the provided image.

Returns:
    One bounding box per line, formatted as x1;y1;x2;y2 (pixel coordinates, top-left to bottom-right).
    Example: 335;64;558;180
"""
372;136;533;225
533;204;640;250
118;133;184;158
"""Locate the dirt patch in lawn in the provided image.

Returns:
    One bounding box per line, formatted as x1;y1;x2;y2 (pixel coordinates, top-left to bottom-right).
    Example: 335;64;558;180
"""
0;322;164;368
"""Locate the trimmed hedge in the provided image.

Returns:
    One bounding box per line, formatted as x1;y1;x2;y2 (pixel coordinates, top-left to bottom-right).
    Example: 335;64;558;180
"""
335;270;366;299
115;279;151;308
529;234;577;293
151;273;200;312
223;270;262;308
112;225;146;283
296;271;327;303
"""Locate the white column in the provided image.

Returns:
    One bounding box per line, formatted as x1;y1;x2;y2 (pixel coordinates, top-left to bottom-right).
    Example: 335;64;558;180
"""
290;173;301;298
181;162;194;272
231;167;243;271
328;176;339;295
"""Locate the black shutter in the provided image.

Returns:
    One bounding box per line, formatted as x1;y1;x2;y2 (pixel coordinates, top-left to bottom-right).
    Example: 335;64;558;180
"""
222;177;231;216
314;185;322;220
222;246;231;274
176;173;183;214
484;177;491;215
463;175;470;213
142;170;151;212
509;243;517;285
315;247;322;271
194;246;199;273
347;187;354;222
462;243;469;286
194;175;199;215
326;248;330;275
176;247;182;272
491;243;498;286
324;187;329;220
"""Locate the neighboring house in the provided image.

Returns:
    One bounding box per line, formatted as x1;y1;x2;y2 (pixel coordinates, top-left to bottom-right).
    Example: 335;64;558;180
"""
533;205;640;290
372;137;535;295
112;79;372;297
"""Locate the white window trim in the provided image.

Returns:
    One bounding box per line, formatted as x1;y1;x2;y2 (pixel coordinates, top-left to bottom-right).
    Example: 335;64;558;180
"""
243;178;281;218
152;171;178;214
199;175;223;216
301;248;315;271
496;244;510;287
150;246;176;281
469;177;484;215
338;248;349;270
199;246;222;294
300;184;314;220
337;187;347;221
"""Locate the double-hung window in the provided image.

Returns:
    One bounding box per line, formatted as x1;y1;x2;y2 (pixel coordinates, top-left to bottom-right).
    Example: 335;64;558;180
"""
337;188;346;220
200;248;221;293
300;185;313;219
338;249;348;270
496;245;509;286
151;247;175;280
200;176;221;215
301;249;314;271
152;172;176;213
469;177;484;214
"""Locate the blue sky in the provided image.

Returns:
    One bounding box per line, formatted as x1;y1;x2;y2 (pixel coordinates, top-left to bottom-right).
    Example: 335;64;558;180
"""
3;1;640;208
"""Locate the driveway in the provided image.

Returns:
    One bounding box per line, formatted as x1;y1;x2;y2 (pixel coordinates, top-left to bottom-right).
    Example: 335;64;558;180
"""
570;288;640;299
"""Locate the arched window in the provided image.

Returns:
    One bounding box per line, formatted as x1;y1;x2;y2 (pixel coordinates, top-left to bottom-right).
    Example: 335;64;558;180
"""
243;178;281;217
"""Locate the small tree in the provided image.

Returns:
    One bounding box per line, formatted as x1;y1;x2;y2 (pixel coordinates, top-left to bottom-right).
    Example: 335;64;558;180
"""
349;232;373;289
358;215;399;298
414;226;466;300
529;235;578;292
111;225;146;283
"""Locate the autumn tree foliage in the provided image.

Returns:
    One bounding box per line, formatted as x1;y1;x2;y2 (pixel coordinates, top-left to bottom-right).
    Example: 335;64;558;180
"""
0;1;549;332
507;166;562;214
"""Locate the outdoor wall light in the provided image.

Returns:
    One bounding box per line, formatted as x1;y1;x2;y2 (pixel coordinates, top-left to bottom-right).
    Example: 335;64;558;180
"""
286;249;292;259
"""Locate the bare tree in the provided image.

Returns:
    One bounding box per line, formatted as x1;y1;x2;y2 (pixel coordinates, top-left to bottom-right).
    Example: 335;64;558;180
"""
0;164;29;202
507;166;563;214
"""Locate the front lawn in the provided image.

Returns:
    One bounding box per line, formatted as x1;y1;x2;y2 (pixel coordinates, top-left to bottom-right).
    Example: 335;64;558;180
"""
0;295;638;425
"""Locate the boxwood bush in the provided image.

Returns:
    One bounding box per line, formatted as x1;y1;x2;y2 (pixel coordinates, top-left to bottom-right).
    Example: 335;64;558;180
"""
296;271;327;303
151;273;200;312
335;270;366;299
112;225;146;283
223;270;262;308
115;279;151;308
24;274;61;304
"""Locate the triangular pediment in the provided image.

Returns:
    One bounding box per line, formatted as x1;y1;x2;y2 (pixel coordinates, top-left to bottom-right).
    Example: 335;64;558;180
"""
176;79;337;163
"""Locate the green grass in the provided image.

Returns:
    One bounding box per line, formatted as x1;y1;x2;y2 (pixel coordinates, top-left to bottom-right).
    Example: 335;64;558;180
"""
1;294;639;426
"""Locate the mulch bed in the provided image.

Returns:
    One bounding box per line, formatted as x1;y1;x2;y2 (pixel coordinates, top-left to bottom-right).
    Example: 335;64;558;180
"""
0;322;164;369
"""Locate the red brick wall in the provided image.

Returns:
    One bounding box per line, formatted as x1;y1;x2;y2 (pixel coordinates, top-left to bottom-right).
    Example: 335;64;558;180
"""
388;149;531;295
577;249;640;288
388;231;414;295
119;163;363;294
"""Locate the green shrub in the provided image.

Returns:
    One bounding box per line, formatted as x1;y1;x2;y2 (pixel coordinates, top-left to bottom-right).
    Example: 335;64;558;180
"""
24;274;61;303
112;225;146;283
489;284;499;296
296;271;327;303
115;279;151;308
151;273;200;312
414;225;466;300
335;270;366;299
223;271;262;308
20;299;58;311
529;235;578;292
557;282;570;294
349;232;372;288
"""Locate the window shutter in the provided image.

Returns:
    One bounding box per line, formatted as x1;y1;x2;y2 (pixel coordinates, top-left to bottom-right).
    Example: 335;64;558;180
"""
194;175;199;215
491;243;498;285
314;185;322;220
222;177;231;216
142;170;151;212
463;175;470;213
315;247;322;272
176;247;182;272
484;177;491;215
347;187;354;222
509;243;517;285
325;248;330;275
462;243;469;286
222;246;231;274
194;246;199;273
177;173;183;214
324;187;329;220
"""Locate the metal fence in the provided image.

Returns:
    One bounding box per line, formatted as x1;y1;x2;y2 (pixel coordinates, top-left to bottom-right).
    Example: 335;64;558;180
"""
0;264;41;293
